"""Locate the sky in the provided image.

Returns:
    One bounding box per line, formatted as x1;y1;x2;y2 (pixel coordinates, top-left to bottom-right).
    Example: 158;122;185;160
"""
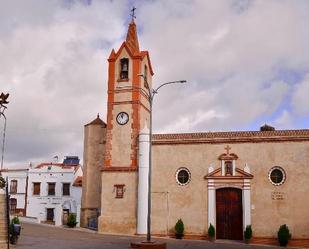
1;0;309;167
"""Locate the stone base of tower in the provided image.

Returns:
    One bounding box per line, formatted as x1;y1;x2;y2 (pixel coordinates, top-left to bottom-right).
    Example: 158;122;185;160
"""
0;190;8;249
98;171;137;235
130;241;166;249
98;214;137;235
80;208;99;228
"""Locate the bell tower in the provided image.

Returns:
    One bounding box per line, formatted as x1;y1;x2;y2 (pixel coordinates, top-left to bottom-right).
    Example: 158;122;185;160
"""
99;19;154;234
104;20;153;170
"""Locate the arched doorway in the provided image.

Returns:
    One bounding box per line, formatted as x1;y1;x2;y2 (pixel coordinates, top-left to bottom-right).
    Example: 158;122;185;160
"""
216;188;243;240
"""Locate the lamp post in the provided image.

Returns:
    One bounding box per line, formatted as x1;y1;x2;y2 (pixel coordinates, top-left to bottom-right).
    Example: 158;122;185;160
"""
0;92;9;171
137;74;186;242
0;92;9;249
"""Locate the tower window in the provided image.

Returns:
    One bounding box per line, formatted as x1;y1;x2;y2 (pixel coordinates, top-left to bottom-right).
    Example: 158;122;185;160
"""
120;58;129;79
143;65;148;88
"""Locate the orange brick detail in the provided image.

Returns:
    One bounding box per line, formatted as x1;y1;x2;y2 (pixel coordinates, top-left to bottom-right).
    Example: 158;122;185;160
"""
130;58;141;168
104;59;115;169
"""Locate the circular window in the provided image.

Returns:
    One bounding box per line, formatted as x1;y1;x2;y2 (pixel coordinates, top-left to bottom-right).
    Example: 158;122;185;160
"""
268;166;286;186
176;168;191;186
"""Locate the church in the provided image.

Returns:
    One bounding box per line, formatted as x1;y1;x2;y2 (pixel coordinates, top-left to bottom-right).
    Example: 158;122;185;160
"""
80;19;309;246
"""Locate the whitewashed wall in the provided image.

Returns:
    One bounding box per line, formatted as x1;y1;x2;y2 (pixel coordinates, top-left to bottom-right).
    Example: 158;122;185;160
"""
26;164;82;226
0;169;28;212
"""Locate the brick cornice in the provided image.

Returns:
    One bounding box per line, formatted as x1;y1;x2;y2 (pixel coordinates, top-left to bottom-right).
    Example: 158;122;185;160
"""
152;129;309;145
101;167;137;172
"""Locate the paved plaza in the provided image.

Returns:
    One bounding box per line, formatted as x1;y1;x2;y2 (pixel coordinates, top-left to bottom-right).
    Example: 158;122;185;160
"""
12;222;287;249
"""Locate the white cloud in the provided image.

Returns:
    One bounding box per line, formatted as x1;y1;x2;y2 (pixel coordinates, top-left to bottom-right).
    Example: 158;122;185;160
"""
292;74;309;115
273;110;294;129
0;0;309;166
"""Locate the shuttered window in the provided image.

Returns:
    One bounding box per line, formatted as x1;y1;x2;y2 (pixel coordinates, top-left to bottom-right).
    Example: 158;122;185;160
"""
33;182;41;195
48;183;56;196
62;183;70;196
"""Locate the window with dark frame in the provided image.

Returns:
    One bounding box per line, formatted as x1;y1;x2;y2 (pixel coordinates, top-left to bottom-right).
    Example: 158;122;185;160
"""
268;166;286;186
114;184;125;198
176;168;191;185
143;65;148;88
48;182;56;196
120;58;129;79
62;183;70;196
33;182;41;195
9;198;17;214
10;180;17;194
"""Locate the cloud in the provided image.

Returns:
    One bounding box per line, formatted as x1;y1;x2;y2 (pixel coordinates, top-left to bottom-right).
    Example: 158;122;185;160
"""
0;0;309;166
0;0;128;166
273;110;294;129
292;74;309;115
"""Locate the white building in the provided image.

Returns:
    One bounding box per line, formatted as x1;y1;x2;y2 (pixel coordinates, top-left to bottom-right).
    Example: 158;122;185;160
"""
26;158;82;226
0;168;28;216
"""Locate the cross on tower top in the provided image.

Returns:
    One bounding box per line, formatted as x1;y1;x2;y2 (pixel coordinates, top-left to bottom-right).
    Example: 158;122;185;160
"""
225;145;231;154
130;6;136;22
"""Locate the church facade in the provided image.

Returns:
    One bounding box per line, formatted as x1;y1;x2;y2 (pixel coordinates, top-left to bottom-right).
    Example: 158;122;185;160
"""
81;20;309;246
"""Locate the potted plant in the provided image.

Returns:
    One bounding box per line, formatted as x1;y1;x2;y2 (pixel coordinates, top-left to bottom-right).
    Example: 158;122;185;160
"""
9;216;21;244
244;225;252;243
208;223;215;241
278;224;291;247
174;219;184;239
67;213;78;228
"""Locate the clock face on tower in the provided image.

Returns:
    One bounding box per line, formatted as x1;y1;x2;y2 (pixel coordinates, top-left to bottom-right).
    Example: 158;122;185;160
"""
116;112;129;125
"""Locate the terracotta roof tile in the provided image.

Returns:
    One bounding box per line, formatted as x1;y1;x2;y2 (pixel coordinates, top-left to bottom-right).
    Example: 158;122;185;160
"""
73;176;82;187
35;163;78;169
86;114;107;127
152;129;309;145
125;21;140;54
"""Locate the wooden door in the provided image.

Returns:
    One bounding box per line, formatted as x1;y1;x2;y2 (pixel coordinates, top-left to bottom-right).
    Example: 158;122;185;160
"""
216;188;243;240
62;209;69;225
46;208;54;221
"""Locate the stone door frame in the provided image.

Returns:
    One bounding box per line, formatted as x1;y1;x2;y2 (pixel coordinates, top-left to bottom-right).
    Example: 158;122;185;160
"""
205;166;253;238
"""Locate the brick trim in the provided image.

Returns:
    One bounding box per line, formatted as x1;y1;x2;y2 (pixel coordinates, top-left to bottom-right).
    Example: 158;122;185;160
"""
101;167;137;172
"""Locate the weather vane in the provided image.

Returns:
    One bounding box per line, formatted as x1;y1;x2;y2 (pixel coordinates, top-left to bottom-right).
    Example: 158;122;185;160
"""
130;6;136;22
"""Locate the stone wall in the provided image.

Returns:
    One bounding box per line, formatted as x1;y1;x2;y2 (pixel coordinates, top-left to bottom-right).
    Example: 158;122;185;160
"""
81;121;106;228
151;140;309;239
0;191;8;249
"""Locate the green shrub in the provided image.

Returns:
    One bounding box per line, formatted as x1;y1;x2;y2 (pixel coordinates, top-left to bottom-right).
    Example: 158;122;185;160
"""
208;223;215;239
174;219;184;239
67;213;78;228
278;224;291;247
0;176;5;189
11;216;20;224
9;216;21;244
244;225;252;240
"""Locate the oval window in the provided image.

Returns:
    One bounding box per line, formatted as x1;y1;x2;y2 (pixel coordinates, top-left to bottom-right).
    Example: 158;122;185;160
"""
268;166;286;186
176;167;191;186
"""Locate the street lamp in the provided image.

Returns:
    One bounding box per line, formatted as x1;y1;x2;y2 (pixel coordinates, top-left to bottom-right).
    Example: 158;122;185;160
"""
0;92;9;171
137;74;186;243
